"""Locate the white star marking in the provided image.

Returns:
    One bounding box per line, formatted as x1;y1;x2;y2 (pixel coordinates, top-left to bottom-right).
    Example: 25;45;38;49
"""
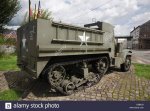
78;32;90;46
22;35;26;48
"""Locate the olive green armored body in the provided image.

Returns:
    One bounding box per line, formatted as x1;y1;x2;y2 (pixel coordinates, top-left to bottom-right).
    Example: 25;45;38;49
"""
17;19;132;95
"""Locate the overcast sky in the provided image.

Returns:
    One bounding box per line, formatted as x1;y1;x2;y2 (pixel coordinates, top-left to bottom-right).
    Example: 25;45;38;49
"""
9;0;150;36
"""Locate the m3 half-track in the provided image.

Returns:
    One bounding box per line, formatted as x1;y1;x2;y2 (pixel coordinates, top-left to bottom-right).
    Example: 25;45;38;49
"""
17;19;132;95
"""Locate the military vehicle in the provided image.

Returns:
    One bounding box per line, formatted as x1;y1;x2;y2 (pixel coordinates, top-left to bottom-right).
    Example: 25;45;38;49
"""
17;19;132;95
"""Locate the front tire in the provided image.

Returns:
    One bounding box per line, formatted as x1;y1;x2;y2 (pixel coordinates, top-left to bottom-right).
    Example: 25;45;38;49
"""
121;56;131;72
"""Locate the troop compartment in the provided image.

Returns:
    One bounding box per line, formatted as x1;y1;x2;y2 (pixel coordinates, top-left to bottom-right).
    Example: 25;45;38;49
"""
17;19;114;77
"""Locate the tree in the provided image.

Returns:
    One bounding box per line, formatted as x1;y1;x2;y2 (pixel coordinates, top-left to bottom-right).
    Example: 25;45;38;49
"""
0;0;20;32
21;9;53;26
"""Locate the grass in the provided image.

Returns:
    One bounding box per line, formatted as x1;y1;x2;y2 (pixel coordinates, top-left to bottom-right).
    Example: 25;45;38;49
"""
133;63;150;79
0;89;22;100
0;54;22;100
0;54;19;71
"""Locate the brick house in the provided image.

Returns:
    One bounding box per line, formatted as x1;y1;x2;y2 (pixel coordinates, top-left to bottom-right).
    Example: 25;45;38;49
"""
3;29;17;40
130;20;150;49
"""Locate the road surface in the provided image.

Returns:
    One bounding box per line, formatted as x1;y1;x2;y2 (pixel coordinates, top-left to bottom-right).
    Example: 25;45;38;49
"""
132;50;150;64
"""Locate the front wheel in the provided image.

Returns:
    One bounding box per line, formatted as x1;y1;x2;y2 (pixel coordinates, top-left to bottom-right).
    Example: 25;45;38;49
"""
121;56;131;72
